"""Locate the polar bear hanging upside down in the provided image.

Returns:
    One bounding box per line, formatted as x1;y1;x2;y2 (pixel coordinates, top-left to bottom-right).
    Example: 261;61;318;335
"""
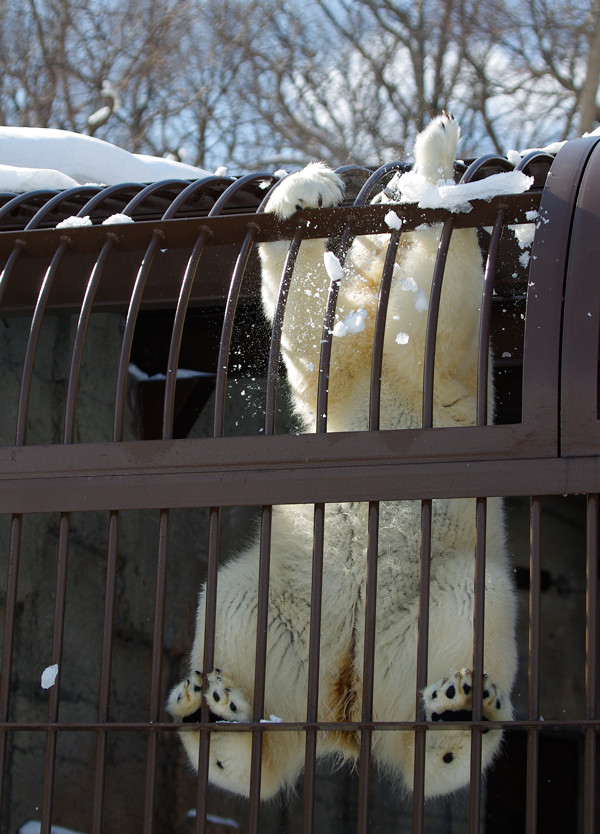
168;113;517;800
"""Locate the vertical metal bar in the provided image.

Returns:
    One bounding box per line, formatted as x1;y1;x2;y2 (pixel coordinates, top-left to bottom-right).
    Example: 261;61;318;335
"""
196;223;259;834
526;496;542;833
412;499;431;834
40;512;71;834
246;509;272;833
142;509;170;834
0;515;23;823
303;502;325;834
584;493;598;834
356;500;378;834
194;507;220;834
421;219;454;429
303;223;346;831
92;233;163;833
357;226;400;833
91;510;119;834
13;238;70;833
247;227;303;831
413;219;453;832
478;209;506;426
142;231;212;833
468;496;486;833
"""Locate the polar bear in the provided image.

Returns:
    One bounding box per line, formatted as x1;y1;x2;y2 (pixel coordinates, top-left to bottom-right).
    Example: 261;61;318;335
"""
168;114;517;800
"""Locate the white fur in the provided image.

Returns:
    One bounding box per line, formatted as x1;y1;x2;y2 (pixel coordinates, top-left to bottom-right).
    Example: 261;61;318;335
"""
168;115;518;800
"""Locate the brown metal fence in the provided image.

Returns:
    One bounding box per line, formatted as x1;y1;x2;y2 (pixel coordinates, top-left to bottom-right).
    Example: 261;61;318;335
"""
0;135;598;834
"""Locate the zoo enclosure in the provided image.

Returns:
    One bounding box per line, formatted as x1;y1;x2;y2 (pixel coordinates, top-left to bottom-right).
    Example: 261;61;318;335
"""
0;135;599;834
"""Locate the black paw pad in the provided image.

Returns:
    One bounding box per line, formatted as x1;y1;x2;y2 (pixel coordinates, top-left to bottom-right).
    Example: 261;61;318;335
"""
445;685;456;699
443;752;454;764
230;702;237;712
213;690;220;702
216;760;224;770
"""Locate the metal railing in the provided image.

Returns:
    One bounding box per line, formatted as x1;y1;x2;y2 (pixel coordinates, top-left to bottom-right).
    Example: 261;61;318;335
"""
0;138;598;834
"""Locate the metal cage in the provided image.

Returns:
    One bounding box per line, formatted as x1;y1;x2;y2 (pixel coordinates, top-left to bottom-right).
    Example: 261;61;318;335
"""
0;135;598;834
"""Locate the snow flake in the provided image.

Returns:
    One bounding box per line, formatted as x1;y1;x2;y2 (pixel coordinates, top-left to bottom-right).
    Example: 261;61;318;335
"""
41;664;59;689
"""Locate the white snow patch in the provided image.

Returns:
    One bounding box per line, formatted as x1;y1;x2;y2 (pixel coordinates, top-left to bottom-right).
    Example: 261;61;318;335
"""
395;332;410;345
214;166;228;176
399;275;418;293
260;714;284;723
56;215;93;229
0;125;210;192
324;250;344;283
414;289;428;312
384;209;403;229
41;664;59;689
333;309;368;337
510;223;536;249
386;169;533;213
102;213;134;225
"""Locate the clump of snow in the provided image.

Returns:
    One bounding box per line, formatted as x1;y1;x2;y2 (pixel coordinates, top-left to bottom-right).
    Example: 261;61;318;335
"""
102;213;134;225
56;215;93;229
333;308;368;337
214;165;228;176
384;209;403;229
260;714;284;723
386;169;534;213
41;664;59;689
395;332;410;345
414;289;428;312
274;169;288;179
399;275;418;293
0;125;210;193
324;250;344;283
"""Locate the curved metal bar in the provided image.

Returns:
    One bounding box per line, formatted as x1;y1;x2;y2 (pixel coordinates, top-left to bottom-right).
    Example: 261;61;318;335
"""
161;229;211;439
15;237;70;444
0;239;26;307
24;186;102;230
460;153;514;183
162;176;233;220
112;230;165;441
478;208;506;425
264;228;305;435
75;182;145;216
369;228;402;431
208;172;276;216
63;234;118;444
0;190;58;221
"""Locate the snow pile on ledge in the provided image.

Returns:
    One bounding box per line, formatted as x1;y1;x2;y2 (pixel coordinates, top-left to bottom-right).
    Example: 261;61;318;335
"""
387;169;534;213
0;126;210;192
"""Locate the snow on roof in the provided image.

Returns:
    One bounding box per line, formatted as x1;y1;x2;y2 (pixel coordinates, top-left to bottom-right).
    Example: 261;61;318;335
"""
0;126;211;193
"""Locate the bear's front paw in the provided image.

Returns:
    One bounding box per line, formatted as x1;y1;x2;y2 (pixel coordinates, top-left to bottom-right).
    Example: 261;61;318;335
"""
205;669;252;722
264;162;344;220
